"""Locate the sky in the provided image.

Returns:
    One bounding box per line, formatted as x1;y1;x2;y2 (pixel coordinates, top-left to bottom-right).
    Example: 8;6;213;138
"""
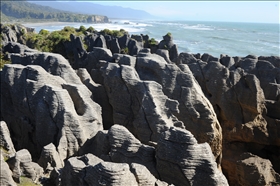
91;1;279;24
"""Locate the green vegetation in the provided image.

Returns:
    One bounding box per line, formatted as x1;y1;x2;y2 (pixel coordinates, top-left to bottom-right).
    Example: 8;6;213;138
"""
0;41;11;69
149;38;158;45
23;26;88;54
0;147;10;161
100;28;128;37
121;47;129;54
17;176;39;186
1;1;108;23
166;32;172;36
1;24;129;65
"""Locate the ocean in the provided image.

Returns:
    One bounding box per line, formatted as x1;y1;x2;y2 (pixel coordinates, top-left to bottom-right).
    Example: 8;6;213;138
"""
23;19;280;58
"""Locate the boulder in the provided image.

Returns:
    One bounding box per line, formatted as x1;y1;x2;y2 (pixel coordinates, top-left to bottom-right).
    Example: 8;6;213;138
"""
156;127;229;186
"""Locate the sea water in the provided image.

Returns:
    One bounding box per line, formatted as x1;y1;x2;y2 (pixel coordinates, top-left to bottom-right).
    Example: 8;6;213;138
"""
23;19;280;58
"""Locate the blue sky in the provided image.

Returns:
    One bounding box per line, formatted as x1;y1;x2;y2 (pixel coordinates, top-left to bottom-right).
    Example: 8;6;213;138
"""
92;1;279;24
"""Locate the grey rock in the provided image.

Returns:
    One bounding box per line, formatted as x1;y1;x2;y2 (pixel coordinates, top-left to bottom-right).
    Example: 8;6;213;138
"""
1;26;17;43
118;34;130;49
78;130;110;160
84;47;113;75
258;56;280;68
158;33;178;61
38;143;64;171
128;38;143;56
0;121;16;158
76;68;113;129
201;53;219;63
64;34;87;69
176;52;197;65
220;55;236;69
156;127;229;186
3;42;37;55
101;63;182;144
131;34;143;42
0;153;17;186
136;55;223;160
113;53;136;67
236;153;280;186
156;49;172;63
7;149;43;183
110;38;121;54
1;64;102;160
10;52;82;84
94;34;107;49
130;163;157;186
61;154;103;186
108;125;158;177
84;162;138;186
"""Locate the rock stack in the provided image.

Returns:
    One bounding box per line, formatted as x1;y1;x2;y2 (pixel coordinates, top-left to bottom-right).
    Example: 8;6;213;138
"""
1;25;279;186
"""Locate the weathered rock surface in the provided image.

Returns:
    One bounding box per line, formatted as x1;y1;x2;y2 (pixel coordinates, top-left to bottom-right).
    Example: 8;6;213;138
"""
1;64;102;160
236;153;280;186
178;53;280;185
76;68;113;130
156;127;228;186
0;153;17;186
60;153;164;186
0;121;16;158
102;62;183;144
158;33;178;61
38;143;64;172
60;153;103;186
7;149;43;183
136;52;222;160
108;125;158;177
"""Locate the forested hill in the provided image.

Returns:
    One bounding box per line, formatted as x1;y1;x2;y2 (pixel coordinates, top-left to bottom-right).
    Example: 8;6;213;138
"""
1;0;109;23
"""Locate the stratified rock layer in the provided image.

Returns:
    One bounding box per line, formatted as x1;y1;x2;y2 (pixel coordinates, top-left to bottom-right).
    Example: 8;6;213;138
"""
156;127;228;186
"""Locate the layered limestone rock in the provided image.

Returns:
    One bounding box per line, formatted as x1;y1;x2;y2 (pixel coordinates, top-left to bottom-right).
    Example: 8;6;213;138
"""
236;153;280;186
0;121;16;159
7;149;43;183
60;153;164;186
0;153;17;186
108;125;158;177
178;52;280;185
156;127;228;186
1;64;102;160
135;52;222;160
101;62;183;144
